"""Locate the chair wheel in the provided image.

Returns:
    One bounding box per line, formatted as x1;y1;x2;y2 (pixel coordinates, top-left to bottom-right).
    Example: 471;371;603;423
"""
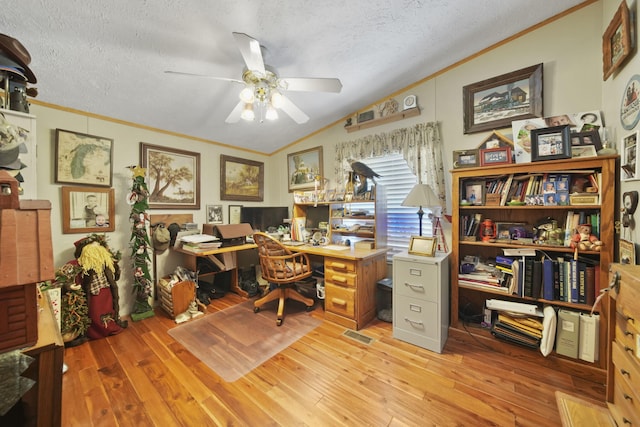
254;307;260;313
276;319;283;326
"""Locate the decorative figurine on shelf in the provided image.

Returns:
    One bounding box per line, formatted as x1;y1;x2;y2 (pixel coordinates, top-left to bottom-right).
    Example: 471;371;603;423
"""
348;159;380;197
127;165;155;321
570;223;602;251
73;234;127;339
481;218;496;242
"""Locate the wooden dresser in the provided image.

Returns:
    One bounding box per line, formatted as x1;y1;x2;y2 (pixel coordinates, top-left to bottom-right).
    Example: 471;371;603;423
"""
607;263;640;425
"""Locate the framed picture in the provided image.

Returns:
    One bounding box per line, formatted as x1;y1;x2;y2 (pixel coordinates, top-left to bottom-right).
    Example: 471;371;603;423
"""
495;222;526;241
229;205;242;224
621;131;639;181
602;0;632;81
287;146;323;192
477;130;514;150
464;180;485;205
530;125;571;162
54;129;113;187
452;149;480;168
61;186;115;234
480;146;512;167
358;110;374;123
220;155;264;201
463;63;543;134
140;143;200;209
206;204;223;224
619;238;636;265
408;236;437;257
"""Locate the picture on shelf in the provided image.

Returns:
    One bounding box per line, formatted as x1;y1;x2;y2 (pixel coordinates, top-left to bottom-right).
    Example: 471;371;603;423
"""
464;181;484;205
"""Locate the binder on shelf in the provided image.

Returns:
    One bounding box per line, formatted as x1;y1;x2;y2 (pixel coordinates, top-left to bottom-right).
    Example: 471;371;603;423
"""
556;309;580;359
578;313;599;363
485;299;543;317
542;258;554;300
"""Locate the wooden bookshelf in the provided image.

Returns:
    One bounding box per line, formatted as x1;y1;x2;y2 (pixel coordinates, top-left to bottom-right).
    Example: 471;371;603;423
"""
450;155;619;382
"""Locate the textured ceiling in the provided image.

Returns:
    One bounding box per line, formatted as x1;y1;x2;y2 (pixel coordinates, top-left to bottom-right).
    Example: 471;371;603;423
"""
2;0;586;154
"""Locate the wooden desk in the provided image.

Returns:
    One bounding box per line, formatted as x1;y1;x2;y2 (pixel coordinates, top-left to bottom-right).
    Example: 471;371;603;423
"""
176;242;389;330
174;243;257;297
287;244;389;330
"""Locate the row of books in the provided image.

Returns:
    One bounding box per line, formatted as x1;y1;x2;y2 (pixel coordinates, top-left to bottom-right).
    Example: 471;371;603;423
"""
489;306;600;362
495;254;600;305
478;170;601;206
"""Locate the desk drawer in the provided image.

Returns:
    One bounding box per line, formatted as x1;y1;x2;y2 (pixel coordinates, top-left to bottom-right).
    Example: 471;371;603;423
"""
325;269;357;288
325;257;356;273
325;284;355;318
612;340;640;391
613;368;640;426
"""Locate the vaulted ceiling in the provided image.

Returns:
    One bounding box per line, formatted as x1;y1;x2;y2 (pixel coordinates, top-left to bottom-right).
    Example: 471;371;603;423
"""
2;1;586;154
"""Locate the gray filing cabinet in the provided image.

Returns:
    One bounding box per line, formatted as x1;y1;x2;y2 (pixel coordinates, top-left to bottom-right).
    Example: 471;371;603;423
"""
393;251;450;353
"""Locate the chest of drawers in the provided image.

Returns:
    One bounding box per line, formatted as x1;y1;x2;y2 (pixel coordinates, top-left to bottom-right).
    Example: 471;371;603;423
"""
392;251;449;353
608;263;640;425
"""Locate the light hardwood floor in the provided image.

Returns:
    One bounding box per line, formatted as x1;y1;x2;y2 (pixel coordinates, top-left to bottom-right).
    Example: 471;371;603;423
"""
61;293;606;426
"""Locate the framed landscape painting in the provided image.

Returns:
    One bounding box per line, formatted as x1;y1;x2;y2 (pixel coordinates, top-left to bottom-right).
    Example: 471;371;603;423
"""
140;143;201;209
55;129;113;187
220;155;264;201
287;146;323;192
463;63;543;134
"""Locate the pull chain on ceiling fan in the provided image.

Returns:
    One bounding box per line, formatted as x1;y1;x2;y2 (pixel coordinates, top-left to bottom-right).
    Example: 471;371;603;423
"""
165;32;342;124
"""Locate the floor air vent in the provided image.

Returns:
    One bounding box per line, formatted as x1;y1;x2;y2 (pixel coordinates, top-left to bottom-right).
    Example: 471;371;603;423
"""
342;329;374;345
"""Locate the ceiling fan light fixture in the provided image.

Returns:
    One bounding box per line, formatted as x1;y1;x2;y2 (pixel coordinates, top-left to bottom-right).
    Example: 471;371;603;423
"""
270;91;284;108
239;86;254;103
240;103;255;121
265;104;278;121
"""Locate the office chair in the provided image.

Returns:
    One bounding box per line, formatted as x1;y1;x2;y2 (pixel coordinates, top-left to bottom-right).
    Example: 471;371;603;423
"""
252;232;315;326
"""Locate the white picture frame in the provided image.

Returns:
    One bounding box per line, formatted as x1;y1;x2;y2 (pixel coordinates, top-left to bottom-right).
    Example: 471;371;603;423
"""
621;131;639;181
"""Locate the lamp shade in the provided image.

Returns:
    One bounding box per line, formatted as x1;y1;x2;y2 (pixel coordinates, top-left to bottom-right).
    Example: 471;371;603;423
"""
401;184;439;208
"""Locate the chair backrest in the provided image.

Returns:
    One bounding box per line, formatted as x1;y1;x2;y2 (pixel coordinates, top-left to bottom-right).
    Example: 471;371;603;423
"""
253;232;311;284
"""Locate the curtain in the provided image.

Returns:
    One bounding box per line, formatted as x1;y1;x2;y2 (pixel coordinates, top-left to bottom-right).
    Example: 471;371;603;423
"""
334;122;447;212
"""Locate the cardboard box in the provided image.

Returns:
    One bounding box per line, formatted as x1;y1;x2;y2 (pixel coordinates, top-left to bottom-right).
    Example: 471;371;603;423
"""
208;223;254;247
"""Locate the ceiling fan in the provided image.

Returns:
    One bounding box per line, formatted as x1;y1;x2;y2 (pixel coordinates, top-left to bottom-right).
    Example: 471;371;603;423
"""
165;32;342;124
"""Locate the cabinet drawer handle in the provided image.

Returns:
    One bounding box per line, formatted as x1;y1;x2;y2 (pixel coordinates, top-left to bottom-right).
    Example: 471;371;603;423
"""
332;298;347;307
621;368;630;377
624;393;633;402
625;330;634;337
404;282;425;291
332;275;347;284
329;262;347;270
624;315;635;324
625;346;634;354
622;417;631;425
404;317;424;327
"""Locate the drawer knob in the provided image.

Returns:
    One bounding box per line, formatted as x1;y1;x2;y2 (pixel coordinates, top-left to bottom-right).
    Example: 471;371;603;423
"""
622;417;631;425
624;393;633;402
621;368;630;377
625;346;634;353
624;314;635;324
404;282;425;291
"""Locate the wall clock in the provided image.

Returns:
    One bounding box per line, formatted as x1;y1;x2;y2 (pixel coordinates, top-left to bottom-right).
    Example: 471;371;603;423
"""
403;95;416;110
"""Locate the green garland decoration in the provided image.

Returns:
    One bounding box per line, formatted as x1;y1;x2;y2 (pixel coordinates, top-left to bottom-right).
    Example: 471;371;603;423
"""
128;166;155;320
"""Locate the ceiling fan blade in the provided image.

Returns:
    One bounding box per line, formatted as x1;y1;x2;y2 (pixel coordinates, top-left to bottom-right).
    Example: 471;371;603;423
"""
232;32;266;77
278;95;309;124
279;77;342;93
164;70;243;84
225;100;245;123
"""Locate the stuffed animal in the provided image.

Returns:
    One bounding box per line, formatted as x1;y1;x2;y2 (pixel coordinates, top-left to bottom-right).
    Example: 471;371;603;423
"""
570;224;602;251
74;234;128;339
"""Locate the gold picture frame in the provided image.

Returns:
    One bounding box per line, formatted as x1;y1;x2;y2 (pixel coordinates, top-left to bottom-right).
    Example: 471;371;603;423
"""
408;236;437;257
220;155;264;202
61;186;115;234
287;146;323;192
602;0;632;81
140;143;201;209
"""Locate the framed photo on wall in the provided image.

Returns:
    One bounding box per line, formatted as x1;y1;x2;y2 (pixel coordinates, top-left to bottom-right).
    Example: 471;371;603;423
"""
229;205;242;224
463;63;543;134
61;186;115;234
621;131;639;181
140;143;200;209
530;125;571;162
54;129;113;187
602;0;632;80
206;204;223;224
220;155;264;201
287;146;323;192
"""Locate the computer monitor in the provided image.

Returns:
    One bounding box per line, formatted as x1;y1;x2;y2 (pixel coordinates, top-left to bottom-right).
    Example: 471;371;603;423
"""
240;206;289;232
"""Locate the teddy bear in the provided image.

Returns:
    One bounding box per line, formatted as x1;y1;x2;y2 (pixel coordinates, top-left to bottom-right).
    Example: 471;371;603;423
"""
570;224;602;251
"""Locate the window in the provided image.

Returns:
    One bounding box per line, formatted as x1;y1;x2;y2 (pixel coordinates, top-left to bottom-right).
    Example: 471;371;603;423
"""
358;154;432;260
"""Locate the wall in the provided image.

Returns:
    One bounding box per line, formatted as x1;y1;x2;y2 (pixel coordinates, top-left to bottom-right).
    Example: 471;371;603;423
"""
30;1;633;317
